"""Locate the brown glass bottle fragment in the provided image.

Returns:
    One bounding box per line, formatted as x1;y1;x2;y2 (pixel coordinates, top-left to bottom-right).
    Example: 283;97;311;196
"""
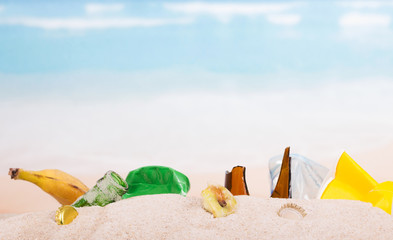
225;166;250;196
271;147;291;198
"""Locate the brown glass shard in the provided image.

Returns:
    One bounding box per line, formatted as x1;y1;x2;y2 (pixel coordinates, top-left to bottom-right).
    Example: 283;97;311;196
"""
225;166;250;196
271;147;291;198
225;171;232;191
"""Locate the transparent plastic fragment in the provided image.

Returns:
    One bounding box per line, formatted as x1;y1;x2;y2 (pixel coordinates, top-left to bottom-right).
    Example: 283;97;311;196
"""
269;154;329;199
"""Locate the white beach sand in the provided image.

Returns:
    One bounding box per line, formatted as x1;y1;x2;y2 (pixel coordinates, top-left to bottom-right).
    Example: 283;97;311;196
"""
1;194;392;240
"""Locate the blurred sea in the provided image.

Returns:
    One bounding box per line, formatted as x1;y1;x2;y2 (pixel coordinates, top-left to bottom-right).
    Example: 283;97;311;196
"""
1;77;392;175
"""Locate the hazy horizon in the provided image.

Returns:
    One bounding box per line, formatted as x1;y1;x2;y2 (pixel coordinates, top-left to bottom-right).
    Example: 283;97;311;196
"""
1;1;393;175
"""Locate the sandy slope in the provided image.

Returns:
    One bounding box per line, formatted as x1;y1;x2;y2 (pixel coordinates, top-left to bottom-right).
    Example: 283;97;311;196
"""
1;194;393;240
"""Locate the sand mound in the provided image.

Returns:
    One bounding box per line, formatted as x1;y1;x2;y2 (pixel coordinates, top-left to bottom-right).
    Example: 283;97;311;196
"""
1;194;392;240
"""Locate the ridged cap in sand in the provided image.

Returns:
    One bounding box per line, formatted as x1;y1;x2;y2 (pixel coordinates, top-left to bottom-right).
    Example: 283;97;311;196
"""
55;205;78;225
277;203;307;220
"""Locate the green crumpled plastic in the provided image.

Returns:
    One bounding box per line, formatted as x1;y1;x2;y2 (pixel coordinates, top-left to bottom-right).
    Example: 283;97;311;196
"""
122;166;190;199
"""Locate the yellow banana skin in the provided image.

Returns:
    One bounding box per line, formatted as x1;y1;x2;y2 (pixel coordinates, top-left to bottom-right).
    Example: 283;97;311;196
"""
9;168;89;205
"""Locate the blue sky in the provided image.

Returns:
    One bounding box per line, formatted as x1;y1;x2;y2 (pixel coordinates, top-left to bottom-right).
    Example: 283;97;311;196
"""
1;1;393;96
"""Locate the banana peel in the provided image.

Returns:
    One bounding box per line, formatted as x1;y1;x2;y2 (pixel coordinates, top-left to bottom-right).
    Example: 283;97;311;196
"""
9;168;89;205
320;152;393;214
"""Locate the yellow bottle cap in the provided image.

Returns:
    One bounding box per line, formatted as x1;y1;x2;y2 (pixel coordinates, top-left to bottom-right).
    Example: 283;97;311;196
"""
55;205;78;225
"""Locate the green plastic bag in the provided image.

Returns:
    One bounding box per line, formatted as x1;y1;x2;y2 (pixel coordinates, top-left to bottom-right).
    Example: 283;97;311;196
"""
122;166;190;199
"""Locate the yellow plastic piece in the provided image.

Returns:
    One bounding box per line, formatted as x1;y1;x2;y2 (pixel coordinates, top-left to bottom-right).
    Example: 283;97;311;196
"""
321;152;393;214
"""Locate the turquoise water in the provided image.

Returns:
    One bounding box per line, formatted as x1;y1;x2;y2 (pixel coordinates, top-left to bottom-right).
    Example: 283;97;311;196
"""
0;1;392;77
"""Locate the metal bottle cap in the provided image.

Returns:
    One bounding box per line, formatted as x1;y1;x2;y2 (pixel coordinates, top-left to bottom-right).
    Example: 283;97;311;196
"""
277;203;307;220
55;205;78;225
